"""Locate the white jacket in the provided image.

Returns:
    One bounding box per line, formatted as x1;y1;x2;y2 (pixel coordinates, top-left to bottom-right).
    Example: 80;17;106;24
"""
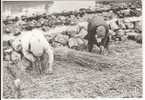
12;29;54;64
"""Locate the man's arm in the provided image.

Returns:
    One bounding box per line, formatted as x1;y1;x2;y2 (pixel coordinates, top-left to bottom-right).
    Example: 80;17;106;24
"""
22;49;36;63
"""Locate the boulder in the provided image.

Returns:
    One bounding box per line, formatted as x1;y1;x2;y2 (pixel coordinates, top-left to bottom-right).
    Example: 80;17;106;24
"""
68;38;87;50
68;38;78;48
47;26;68;36
123;17;141;23
75;28;88;38
120;9;131;17
66;25;80;37
78;21;88;31
54;34;69;46
77;38;86;46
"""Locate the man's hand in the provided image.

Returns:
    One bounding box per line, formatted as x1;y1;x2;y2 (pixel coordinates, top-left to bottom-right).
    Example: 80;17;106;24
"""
99;45;105;54
99;45;108;55
97;38;102;43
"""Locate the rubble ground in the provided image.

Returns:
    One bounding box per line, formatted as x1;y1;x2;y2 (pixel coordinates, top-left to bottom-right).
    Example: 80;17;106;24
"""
2;0;142;98
3;40;142;98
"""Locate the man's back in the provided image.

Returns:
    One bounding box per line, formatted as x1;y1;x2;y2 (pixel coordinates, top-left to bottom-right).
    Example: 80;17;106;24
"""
86;15;109;41
87;16;107;29
85;16;110;52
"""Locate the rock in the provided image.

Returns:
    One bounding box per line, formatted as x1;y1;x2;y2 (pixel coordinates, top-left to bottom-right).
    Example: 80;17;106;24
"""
53;42;64;48
68;38;78;48
13;28;21;36
125;29;135;33
116;11;124;18
135;21;142;32
41;26;50;32
4;48;13;53
112;29;126;41
48;26;68;36
114;29;127;41
78;21;88;31
11;51;21;63
16;20;26;26
126;32;139;40
66;25;80;37
125;22;134;29
126;32;138;36
117;19;126;29
121;35;128;41
102;12;113;20
45;34;53;43
39;18;46;25
130;9;141;16
54;34;69;46
107;19;120;31
108;30;116;41
116;29;125;36
75;28;88;38
120;9;131;17
14;78;21;88
4;53;11;61
68;38;87;50
123;17;141;23
135;34;142;43
77;38;85;46
4;27;11;34
3;48;13;61
109;30;116;36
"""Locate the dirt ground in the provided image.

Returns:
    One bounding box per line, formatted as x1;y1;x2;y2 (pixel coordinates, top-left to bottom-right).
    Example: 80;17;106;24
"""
3;40;142;98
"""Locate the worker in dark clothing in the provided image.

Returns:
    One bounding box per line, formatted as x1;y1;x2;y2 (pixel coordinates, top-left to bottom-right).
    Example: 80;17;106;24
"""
84;16;110;53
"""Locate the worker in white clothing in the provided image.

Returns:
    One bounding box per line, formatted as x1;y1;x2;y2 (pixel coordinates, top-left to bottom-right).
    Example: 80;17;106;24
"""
10;29;54;74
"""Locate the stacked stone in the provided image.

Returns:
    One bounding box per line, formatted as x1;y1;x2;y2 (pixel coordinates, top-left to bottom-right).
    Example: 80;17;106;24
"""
2;1;142;56
107;17;142;43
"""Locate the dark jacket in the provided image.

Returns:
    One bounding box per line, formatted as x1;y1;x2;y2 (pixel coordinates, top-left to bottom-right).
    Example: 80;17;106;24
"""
84;16;109;48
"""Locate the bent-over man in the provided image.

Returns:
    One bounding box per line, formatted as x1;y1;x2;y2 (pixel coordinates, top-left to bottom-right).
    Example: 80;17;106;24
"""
10;29;54;74
84;16;110;54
